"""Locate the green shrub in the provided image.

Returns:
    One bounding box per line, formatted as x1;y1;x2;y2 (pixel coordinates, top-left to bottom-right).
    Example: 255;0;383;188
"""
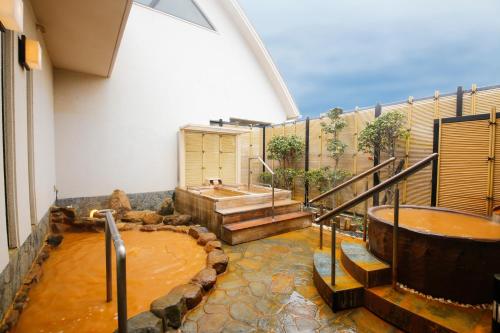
267;135;304;168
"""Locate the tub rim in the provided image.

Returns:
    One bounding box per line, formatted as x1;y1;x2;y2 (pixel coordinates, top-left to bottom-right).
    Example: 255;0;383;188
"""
368;205;500;243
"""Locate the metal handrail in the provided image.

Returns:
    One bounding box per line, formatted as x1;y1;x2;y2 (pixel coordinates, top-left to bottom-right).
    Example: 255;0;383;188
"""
316;153;438;223
308;157;396;205
248;157;275;220
316;153;438;287
100;209;128;333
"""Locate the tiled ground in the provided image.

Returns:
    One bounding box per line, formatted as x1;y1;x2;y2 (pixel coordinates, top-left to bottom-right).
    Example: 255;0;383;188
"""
182;228;400;333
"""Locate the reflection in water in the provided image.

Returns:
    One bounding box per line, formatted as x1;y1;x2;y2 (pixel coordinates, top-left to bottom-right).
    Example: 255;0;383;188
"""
12;230;206;333
374;207;500;240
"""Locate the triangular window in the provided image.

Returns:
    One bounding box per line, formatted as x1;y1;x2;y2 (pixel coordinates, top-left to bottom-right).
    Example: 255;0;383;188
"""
135;0;215;30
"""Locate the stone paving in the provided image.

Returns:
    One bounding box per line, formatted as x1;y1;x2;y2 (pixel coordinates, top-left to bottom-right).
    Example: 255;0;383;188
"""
182;228;400;333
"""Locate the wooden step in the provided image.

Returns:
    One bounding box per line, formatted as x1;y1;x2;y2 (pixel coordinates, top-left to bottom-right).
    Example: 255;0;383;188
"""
340;241;391;288
221;211;312;245
216;199;302;224
313;248;364;311
365;286;491;333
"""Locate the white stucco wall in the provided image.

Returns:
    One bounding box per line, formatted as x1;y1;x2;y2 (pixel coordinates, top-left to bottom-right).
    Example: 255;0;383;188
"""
10;1;55;246
54;2;291;199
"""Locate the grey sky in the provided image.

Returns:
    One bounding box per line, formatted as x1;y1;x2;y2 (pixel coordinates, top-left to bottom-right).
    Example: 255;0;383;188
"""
238;0;500;116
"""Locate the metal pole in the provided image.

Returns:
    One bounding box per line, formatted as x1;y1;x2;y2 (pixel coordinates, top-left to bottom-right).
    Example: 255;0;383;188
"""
271;173;275;220
247;157;251;190
319;204;324;249
331;218;336;286
363;179;369;242
116;241;128;333
105;217;112;302
373;103;382;206
392;188;400;289
304;117;310;205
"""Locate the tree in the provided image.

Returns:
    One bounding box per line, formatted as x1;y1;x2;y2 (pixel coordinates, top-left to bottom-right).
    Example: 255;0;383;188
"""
357;111;408;204
320;108;349;206
263;135;305;191
266;135;304;169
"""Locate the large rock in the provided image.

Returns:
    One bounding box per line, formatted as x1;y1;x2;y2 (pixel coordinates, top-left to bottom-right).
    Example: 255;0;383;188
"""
50;206;76;225
142;212;164;225
207;249;229;274
204;241;222;253
150;284;203;329
197;233;217;246
46;234;63;247
191;268;217;291
123;210;163;224
113;311;163;333
182;284;203;309
157;197;174;216
163;214;191;226
109;190;132;217
188;226;209;239
123;210;149;223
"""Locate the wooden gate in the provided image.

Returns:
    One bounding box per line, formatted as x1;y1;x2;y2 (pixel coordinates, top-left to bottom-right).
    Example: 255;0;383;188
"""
433;107;498;216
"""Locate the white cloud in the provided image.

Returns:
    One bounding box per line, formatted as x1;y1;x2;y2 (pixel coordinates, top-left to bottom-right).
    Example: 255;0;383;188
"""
238;0;500;114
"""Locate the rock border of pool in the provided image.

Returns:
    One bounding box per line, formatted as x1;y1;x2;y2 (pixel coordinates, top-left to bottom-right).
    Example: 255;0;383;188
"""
117;224;229;333
3;222;229;333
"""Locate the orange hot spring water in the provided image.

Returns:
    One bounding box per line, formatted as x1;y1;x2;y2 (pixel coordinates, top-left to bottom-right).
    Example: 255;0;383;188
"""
12;230;206;333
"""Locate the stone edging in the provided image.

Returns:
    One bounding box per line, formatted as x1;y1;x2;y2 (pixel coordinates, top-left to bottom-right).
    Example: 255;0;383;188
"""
2;206;227;333
115;225;229;333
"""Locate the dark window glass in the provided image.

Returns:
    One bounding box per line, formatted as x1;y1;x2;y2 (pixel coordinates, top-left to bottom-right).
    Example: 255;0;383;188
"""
135;0;214;30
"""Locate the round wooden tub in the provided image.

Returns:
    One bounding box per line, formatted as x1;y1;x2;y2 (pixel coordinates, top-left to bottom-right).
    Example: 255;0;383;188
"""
368;205;500;304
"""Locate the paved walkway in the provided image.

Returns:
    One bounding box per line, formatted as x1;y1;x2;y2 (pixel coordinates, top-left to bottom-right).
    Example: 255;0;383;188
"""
182;228;399;333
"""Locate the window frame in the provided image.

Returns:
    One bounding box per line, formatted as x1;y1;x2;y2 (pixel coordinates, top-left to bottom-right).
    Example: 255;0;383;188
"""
134;0;217;32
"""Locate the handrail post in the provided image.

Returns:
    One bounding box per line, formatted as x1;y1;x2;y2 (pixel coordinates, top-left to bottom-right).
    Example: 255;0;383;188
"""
319;204;324;249
392;188;400;289
105;219;112;302
101;210;128;333
247;156;251;190
116;240;128;333
331;218;336;286
249;157;275;221
271;173;275;220
363;179;369;242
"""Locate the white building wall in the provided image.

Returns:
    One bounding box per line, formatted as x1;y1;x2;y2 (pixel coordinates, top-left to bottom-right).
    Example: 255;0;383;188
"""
54;2;291;199
9;1;55;247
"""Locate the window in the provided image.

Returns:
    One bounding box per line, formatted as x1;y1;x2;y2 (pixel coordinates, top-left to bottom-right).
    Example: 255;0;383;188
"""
135;0;215;30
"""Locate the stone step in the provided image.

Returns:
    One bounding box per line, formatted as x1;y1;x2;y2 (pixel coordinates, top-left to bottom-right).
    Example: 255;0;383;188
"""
216;199;302;225
365;285;491;333
340;241;391;288
313;248;364;311
221;211;312;245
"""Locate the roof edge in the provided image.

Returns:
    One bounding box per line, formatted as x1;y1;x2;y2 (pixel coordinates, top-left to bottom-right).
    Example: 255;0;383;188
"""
107;0;133;78
220;0;300;120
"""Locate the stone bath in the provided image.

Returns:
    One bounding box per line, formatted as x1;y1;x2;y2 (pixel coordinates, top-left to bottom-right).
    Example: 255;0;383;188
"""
11;230;206;333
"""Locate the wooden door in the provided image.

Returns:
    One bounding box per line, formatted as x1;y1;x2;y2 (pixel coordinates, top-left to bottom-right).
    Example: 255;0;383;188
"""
202;133;220;182
220;135;236;184
437;113;499;215
184;132;203;186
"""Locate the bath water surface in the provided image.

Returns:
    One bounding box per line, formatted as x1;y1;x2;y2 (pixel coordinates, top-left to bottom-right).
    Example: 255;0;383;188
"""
12;230;206;333
374;207;500;240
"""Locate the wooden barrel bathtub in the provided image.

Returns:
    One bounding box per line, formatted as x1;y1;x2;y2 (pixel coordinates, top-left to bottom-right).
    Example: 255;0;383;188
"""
368;205;500;305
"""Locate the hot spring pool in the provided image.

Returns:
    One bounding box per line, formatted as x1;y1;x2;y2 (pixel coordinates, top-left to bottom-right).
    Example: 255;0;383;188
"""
368;205;500;304
12;230;206;333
